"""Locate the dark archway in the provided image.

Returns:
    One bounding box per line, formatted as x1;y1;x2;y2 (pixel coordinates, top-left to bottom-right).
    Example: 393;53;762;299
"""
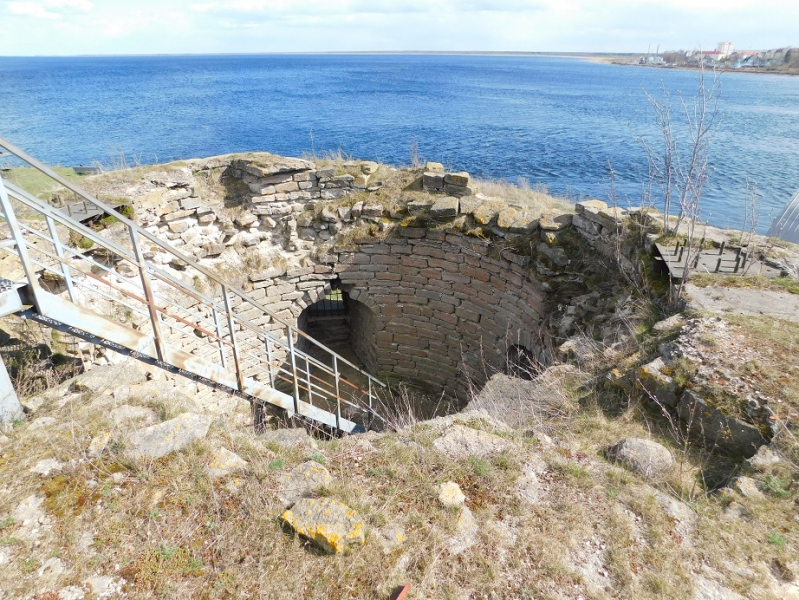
298;279;378;375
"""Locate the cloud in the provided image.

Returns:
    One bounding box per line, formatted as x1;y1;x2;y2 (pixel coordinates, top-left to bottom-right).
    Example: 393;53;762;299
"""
7;0;93;20
190;0;544;17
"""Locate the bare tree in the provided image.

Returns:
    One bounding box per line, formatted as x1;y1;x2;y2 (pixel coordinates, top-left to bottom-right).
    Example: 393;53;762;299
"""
641;62;722;292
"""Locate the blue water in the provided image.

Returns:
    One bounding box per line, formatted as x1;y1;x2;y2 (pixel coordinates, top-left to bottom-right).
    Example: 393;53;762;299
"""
1;54;799;232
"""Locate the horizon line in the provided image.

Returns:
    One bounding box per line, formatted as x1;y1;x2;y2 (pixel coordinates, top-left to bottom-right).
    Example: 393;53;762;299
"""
0;50;642;59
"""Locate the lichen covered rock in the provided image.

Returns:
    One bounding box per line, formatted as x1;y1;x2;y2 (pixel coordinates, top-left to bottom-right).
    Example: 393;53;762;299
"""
607;437;673;480
277;461;331;505
281;498;365;554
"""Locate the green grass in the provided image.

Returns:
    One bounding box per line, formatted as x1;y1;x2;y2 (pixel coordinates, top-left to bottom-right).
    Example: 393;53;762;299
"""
689;273;799;295
4;166;84;197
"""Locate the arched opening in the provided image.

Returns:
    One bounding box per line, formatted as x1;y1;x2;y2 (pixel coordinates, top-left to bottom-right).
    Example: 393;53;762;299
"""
297;279;378;376
505;344;542;380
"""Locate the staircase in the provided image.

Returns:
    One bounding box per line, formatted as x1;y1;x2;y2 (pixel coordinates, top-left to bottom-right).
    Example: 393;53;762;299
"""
0;137;386;434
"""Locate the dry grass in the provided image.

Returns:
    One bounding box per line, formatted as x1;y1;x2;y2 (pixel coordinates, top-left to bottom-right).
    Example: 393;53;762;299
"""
0;346;795;599
473;176;573;215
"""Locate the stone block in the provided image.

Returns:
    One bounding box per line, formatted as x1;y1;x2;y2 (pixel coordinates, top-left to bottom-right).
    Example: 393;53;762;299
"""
444;184;473;197
473;201;502;225
677;390;766;457
318;187;345;200
572;213;602;235
458;196;484;215
180;198;202;210
250;267;286;282
425;161;445;173
444;172;470;186
638;357;679;407
538;212;573;231
575;199;608;214
362;203;384;217
423;172;445;191
161;209;196;222
429;196;459;219
167;219;196;234
407;200;433;215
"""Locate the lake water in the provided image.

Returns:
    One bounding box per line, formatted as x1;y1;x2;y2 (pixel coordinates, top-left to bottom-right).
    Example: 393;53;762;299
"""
1;54;798;233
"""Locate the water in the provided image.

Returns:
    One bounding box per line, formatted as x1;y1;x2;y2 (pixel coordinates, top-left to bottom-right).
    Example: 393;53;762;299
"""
1;53;798;233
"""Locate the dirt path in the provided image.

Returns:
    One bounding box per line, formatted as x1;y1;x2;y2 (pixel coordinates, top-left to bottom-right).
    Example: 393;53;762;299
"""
685;283;799;322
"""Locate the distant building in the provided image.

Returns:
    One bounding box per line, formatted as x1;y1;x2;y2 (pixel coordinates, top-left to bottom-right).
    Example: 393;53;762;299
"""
716;42;734;58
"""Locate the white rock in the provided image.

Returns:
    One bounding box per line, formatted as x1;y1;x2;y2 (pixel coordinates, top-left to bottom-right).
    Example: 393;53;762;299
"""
12;495;45;527
208;447;248;479
438;482;466;507
87;433;111;457
36;556;66;577
29;458;65;476
28;417;57;431
432;424;513;460
448;506;479;555
85;576;123;598
58;586;85;600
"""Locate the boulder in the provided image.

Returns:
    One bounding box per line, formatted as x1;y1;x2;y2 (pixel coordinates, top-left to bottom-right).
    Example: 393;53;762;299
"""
746;445;782;472
124;413;213;459
432;424;513;459
29;458;65;476
277;461;331;505
376;524;408;554
71;363;147;394
677;390;766;457
730;476;764;499
607;437;673;480
208;447;248;479
259;427;318;450
281;498;365;554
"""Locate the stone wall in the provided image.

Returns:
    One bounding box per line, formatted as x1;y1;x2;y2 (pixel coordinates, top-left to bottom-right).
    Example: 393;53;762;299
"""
131;154;647;406
348;299;378;373
334;231;546;400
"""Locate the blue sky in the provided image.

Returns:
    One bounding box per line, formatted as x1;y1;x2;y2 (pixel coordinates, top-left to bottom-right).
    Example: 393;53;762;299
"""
0;0;796;56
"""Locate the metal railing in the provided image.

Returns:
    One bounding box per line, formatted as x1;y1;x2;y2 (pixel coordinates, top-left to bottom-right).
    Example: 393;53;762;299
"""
0;137;386;433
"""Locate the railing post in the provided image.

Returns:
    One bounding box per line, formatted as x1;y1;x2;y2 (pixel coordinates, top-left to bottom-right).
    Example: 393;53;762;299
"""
129;226;166;363
286;325;301;415
333;355;341;432
222;286;245;393
305;355;313;407
265;336;275;388
212;307;227;369
45;215;76;303
0;177;46;313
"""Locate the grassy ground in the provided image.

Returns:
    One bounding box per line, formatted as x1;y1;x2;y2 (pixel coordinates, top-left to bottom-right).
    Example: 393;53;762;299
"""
0;358;796;599
2;166;85;198
690;273;799;295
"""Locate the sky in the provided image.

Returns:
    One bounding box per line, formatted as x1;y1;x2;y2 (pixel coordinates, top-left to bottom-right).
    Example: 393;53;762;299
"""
0;0;797;56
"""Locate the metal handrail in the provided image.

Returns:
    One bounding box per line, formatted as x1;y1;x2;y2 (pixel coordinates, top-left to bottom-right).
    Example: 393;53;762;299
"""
0;137;386;432
0;137;383;385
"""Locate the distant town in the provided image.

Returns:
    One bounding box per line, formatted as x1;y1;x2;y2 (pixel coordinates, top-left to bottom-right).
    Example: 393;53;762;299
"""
631;42;799;75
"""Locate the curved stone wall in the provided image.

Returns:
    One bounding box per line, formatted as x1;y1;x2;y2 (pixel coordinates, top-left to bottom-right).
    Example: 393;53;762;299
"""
333;231;547;401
